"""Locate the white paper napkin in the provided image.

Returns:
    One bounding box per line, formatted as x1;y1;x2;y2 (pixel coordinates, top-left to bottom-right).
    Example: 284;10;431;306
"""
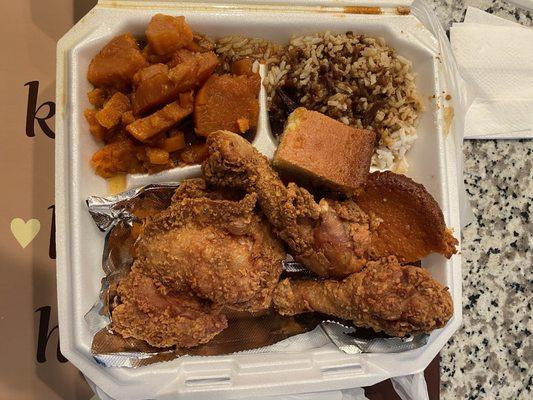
462;6;527;27
451;7;533;139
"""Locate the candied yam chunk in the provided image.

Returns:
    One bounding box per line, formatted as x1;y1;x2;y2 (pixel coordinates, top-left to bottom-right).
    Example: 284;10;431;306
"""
131;52;218;116
132;63;169;86
194;74;260;136
127;92;194;142
237;118;250;132
131;64;177;115
142;44;173;64
146;147;170;165
166;59;199;92
169;51;219;88
84;109;108;141
95;92;131;129
91;140;143;178
87;88;108;108
167;48;195;68
146;14;193;56
188;51;219;87
189;32;215;53
230;58;254;76
179;142;209;164
87;33;148;89
157;133;186;152
121;110;136;126
195;52;220;82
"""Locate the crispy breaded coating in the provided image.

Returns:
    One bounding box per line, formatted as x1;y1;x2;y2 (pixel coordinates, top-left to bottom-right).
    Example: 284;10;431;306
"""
171;178;244;202
112;270;227;348
134;192;285;311
203;130;371;277
273;257;453;337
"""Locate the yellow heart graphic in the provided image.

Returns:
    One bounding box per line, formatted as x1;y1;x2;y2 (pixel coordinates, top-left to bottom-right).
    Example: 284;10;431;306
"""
10;218;41;248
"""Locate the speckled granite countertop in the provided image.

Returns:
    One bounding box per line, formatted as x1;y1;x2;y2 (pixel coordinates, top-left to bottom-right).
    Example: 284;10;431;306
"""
424;1;533;399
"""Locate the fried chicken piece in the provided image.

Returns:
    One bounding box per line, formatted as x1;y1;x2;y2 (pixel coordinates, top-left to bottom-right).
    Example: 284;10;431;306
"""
356;171;458;263
171;177;244;202
203;130;371;277
112;269;227;348
134;191;285;311
170;178;280;312
273;257;453;337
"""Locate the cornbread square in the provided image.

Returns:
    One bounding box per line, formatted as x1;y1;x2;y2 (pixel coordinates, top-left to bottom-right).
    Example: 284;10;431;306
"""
273;108;376;194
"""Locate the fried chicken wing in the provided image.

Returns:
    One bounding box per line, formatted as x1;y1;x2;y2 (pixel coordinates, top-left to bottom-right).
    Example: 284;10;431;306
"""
112;269;227;348
135;189;285;311
203;130;371;277
273;257;453;337
356;172;458;262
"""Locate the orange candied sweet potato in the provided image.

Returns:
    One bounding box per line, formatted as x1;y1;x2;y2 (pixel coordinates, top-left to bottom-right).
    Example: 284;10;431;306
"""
91;139;144;178
194;74;260;136
84;109;108;142
131;64;175;115
146;14;193;56
230;58;255;76
121;110;136;127
131;52;218;116
157;133;186;152
168;51;219;88
87;88;108;108
87;33;148;90
179;142;209;164
127;92;194;142
95;92;131;129
132;63;169;86
146;147;170;165
167;48;195;67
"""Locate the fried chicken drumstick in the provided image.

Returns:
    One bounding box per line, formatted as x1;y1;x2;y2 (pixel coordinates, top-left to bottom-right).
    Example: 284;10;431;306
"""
273;257;453;337
203;130;371;277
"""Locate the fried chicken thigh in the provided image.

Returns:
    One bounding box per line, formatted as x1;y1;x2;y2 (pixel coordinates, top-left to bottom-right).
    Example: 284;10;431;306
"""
134;188;285;312
203;130;371;277
273;257;453;337
112;269;227;348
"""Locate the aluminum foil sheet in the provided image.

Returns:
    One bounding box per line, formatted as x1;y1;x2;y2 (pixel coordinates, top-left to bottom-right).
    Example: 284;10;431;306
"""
85;184;429;368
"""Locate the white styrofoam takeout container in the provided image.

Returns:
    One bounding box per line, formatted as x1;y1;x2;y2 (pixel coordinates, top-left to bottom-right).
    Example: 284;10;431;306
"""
56;1;462;399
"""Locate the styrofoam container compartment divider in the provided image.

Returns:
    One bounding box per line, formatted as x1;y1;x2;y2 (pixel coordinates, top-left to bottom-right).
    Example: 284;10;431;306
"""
56;1;462;399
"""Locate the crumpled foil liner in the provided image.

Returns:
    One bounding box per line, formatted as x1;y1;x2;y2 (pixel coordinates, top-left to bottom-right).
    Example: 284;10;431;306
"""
85;183;429;368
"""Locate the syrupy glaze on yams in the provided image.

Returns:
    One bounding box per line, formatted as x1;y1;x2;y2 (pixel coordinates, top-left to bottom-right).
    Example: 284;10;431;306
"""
85;14;260;178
